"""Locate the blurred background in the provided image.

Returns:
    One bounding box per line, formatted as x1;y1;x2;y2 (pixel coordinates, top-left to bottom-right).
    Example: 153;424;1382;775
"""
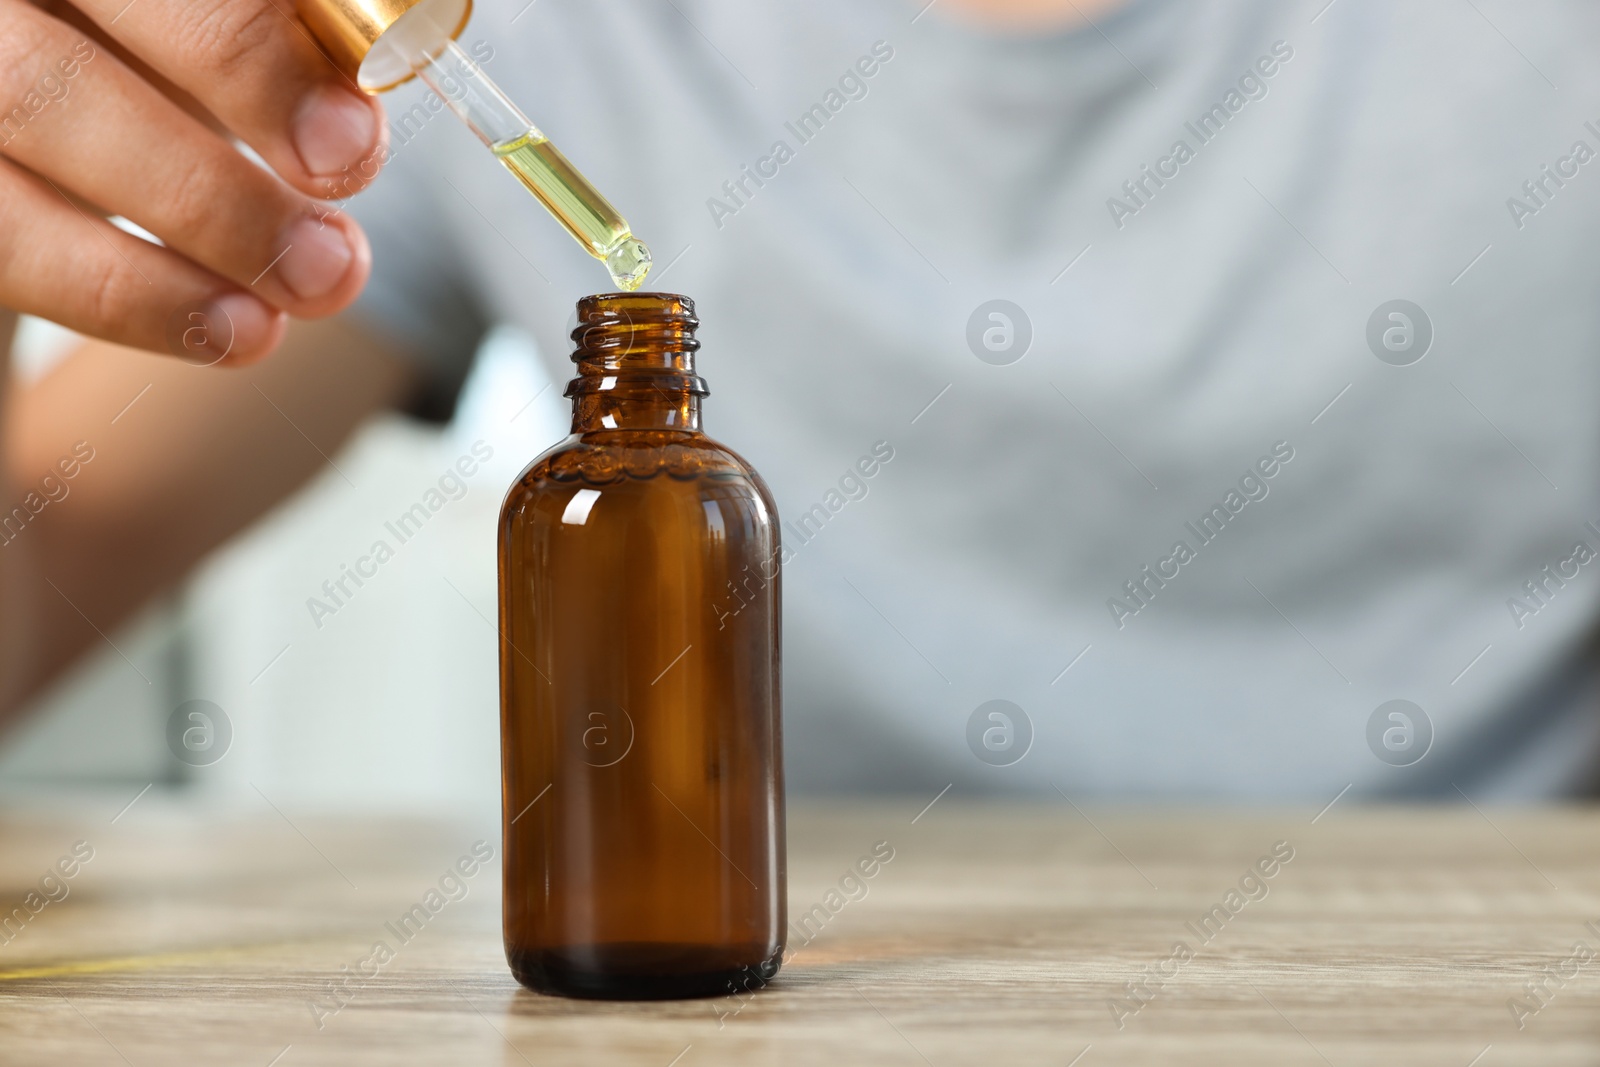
0;319;555;822
11;0;1600;811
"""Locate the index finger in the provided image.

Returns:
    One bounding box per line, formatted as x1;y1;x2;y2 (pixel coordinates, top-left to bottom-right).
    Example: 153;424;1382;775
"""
71;0;388;200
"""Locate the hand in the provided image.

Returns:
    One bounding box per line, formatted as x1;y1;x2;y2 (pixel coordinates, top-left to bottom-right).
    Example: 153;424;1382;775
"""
0;0;387;364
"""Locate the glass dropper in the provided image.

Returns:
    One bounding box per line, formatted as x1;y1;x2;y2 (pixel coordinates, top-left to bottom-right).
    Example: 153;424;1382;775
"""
411;40;651;291
342;0;652;292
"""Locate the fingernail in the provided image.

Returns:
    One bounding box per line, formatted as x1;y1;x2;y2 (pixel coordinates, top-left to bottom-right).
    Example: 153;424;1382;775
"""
274;217;355;301
293;84;378;177
172;293;280;365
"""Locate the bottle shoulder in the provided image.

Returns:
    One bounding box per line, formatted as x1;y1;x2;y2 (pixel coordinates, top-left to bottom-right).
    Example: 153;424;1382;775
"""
500;431;775;513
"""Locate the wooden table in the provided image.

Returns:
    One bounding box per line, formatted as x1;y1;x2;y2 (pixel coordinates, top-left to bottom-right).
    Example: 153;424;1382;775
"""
0;795;1596;1066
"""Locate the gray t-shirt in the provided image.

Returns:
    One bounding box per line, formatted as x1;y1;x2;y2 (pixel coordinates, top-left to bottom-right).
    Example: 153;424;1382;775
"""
347;0;1600;799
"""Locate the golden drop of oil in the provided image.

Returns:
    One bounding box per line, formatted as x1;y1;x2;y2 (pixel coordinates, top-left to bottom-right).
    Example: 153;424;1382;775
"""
605;237;652;291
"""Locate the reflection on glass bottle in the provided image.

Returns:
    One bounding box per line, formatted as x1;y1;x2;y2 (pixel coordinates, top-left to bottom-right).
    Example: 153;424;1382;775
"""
498;292;785;999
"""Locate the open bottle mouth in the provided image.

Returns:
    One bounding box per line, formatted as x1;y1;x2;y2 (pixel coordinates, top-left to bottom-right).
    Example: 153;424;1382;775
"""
565;292;709;399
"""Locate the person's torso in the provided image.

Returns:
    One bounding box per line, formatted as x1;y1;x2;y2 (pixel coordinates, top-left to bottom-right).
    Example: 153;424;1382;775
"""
389;0;1600;798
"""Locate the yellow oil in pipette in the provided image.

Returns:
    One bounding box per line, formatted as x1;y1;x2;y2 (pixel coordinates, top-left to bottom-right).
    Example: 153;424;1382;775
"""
493;132;652;291
402;36;652;292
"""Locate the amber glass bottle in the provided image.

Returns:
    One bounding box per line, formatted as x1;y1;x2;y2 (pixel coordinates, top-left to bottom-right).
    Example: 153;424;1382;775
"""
498;292;785;999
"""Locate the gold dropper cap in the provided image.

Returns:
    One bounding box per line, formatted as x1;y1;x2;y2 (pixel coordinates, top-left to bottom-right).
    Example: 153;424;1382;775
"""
294;0;473;93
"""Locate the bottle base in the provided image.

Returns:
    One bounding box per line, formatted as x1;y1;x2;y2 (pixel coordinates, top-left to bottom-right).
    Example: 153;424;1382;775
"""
508;942;782;1000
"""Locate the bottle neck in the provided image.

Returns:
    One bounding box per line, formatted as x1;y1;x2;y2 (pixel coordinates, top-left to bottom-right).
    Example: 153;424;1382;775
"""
571;391;701;432
565;293;706;434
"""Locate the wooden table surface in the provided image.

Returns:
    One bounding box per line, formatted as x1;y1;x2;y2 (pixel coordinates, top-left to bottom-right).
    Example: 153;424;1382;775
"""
1;795;1597;1066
